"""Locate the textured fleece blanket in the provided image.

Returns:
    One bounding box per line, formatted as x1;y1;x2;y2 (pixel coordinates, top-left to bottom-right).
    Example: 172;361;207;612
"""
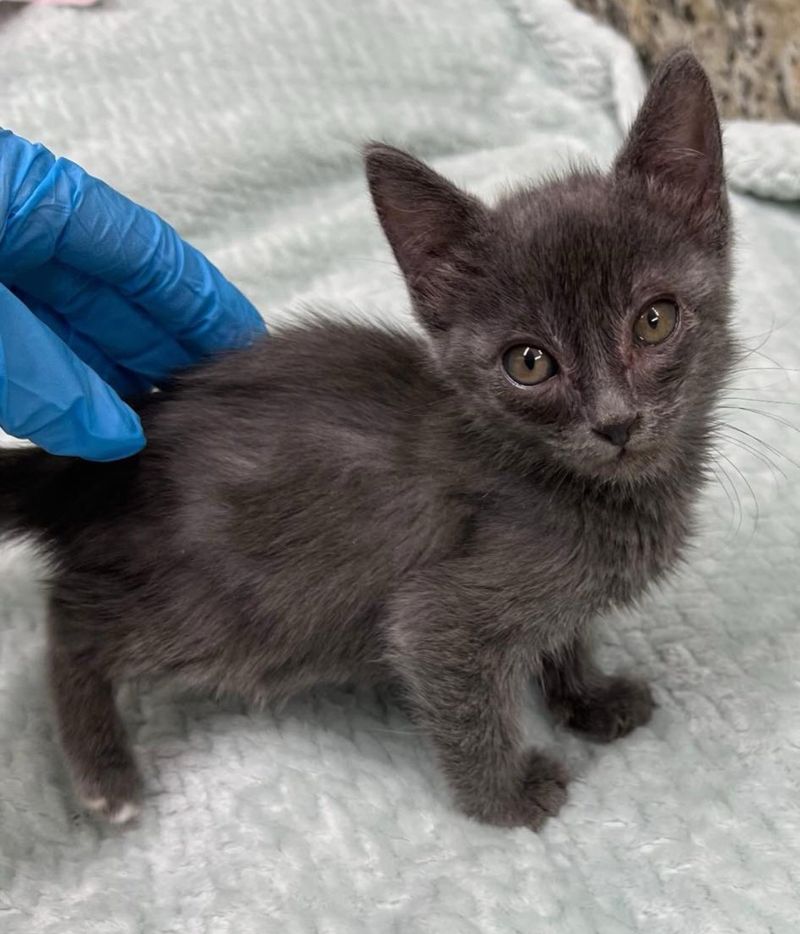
1;1;800;932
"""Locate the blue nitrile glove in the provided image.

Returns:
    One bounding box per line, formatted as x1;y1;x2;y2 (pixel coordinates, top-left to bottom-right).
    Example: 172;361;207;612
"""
0;129;266;461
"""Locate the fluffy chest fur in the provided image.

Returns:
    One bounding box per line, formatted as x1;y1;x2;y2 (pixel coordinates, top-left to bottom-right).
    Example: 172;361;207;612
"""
436;467;695;658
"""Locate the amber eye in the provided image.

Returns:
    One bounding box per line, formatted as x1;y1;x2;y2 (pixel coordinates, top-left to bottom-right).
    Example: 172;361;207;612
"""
634;299;678;346
502;345;557;386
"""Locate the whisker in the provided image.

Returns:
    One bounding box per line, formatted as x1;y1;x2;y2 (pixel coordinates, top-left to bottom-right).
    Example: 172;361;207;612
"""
729;365;800;374
720;422;800;469
717;432;786;481
718;420;800;471
724;396;800;408
737;343;786;369
716;448;759;535
710;455;744;538
737;315;788;347
708;462;739;540
720;405;800;437
726;385;794;392
726;379;797;393
738;318;780;358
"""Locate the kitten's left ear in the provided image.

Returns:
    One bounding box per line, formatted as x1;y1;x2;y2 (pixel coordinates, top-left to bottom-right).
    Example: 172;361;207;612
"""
615;50;725;219
365;143;487;331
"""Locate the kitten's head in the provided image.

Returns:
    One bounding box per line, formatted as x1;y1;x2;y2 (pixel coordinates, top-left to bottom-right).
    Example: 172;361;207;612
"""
365;51;734;486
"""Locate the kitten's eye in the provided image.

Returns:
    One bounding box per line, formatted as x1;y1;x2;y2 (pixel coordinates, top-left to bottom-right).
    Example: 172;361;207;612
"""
634;299;678;346
502;345;557;386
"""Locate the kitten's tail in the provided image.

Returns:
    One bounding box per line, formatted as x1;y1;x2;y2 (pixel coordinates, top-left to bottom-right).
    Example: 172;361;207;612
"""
1;445;138;542
0;446;59;536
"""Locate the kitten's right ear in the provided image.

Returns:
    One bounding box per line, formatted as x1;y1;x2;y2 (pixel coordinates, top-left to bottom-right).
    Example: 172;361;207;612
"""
365;143;486;330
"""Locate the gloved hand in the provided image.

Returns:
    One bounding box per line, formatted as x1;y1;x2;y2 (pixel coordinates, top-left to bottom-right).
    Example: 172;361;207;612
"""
0;129;266;461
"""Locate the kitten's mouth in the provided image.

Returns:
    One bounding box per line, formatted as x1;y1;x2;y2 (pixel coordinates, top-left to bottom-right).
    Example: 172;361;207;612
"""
613;445;643;465
557;435;662;483
586;443;654;481
606;444;664;481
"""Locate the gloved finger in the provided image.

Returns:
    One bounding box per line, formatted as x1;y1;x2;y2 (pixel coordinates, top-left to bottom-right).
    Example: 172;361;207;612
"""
0;283;144;461
11;261;194;384
0;130;266;361
11;284;152;399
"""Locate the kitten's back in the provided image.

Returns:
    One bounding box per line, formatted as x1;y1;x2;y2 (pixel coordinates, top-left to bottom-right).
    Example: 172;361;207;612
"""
142;317;439;501
1;318;437;542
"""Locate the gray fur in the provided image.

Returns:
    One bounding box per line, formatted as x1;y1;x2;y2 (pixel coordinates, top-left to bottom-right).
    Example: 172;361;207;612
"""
1;51;733;829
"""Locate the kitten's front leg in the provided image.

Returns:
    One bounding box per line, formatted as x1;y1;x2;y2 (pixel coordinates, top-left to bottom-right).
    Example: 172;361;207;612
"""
540;636;655;742
388;613;567;830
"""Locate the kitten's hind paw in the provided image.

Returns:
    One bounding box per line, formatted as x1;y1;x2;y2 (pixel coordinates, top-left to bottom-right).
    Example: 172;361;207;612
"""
557;675;655;743
77;765;143;825
83;795;141;825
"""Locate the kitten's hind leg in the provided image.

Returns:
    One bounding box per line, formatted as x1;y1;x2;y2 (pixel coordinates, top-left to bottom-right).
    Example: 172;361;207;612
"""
49;642;142;823
541;636;655;743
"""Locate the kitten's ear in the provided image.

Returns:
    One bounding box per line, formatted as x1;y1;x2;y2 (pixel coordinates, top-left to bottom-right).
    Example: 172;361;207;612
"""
365;143;486;330
614;50;725;217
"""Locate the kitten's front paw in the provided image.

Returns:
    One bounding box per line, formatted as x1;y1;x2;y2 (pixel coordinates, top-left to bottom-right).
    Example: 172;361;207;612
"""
518;751;569;831
557;676;655;743
467;751;569;831
76;765;143;825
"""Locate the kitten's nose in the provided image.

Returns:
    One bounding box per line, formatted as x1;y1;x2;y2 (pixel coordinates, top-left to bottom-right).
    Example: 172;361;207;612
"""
593;417;638;449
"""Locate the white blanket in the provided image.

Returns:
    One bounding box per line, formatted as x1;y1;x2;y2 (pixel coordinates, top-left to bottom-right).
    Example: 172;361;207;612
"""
1;1;799;931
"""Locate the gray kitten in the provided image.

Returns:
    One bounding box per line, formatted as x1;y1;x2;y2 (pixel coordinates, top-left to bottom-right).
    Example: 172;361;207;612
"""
0;50;732;829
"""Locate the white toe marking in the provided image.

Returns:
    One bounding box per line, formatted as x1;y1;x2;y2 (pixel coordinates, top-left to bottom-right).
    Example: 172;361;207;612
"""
83;797;108;812
109;802;140;824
